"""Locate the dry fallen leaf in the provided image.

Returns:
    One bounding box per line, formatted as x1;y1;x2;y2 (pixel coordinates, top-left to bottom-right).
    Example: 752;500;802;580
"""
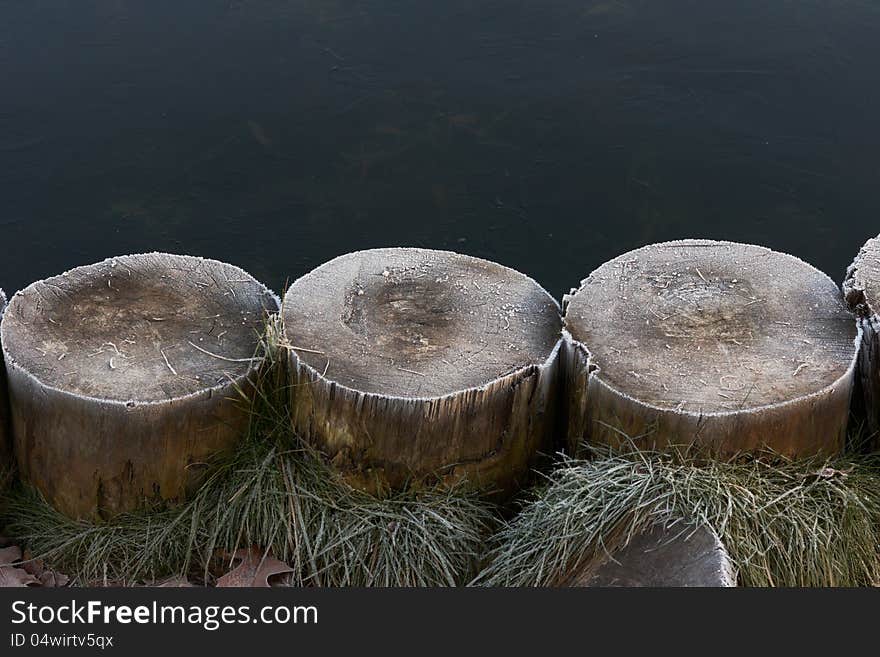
0;546;38;588
0;546;70;588
0;546;22;564
21;554;43;576
39;571;71;587
21;549;70;587
0;566;39;588
216;547;294;587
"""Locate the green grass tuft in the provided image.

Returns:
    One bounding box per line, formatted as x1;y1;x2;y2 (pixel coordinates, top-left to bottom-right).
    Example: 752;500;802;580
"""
474;448;880;587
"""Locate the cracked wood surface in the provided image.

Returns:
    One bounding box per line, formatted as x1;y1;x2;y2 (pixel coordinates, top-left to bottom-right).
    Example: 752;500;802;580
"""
0;289;10;489
844;234;880;448
284;248;561;398
1;253;280;519
283;248;562;495
564;240;857;457
2;253;277;402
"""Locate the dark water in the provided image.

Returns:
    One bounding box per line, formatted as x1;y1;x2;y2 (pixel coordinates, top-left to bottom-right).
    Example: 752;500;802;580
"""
3;1;880;299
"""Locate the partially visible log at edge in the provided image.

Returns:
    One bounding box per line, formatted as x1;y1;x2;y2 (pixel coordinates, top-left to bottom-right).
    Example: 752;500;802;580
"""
0;288;11;490
288;338;563;497
844;243;880;449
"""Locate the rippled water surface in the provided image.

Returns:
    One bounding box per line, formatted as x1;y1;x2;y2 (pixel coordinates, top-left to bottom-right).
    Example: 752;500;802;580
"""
3;1;880;297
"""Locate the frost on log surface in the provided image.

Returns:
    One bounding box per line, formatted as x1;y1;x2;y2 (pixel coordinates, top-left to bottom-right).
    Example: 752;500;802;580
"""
843;234;880;447
1;253;280;519
567;524;736;587
564;240;857;457
0;288;11;489
283;248;562;495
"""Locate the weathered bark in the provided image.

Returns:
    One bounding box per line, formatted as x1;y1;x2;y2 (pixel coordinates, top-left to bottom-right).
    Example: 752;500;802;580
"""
283;248;562;496
563;240;858;458
843;235;880;449
1;253;280;520
565;523;736;587
0;288;11;490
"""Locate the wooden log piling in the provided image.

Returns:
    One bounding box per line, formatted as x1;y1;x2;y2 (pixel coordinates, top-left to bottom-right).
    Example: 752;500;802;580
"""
1;253;280;520
843;234;880;449
0;288;11;489
563;239;858;458
282;247;562;496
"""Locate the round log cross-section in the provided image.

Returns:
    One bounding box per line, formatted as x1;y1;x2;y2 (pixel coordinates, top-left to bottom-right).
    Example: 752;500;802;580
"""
844;234;880;448
0;288;11;489
1;253;280;520
563;240;858;458
283;248;562;496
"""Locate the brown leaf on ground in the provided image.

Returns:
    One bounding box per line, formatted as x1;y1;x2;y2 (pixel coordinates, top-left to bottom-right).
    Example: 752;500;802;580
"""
0;546;39;588
20;549;70;587
0;545;22;564
0;566;39;587
0;546;70;588
216;547;294;588
38;571;70;587
21;554;43;576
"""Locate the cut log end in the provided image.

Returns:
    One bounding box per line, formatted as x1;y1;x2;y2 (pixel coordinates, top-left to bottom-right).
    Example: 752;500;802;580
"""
283;248;562;495
564;240;857;457
1;254;280;519
2;253;278;403
284;247;561;398
568;524;736;588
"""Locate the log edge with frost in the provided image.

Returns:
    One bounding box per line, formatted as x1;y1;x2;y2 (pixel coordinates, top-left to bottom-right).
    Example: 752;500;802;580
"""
0;288;11;489
563;239;860;458
1;253;281;519
843;235;880;447
284;248;563;497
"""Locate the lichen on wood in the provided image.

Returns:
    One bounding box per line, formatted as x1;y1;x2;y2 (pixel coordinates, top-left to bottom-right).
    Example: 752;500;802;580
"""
1;253;280;519
563;239;859;457
283;247;562;496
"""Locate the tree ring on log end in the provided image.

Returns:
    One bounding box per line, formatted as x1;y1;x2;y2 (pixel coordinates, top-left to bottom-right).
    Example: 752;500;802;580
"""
1;253;280;519
283;247;562;496
564;239;858;458
843;234;880;448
